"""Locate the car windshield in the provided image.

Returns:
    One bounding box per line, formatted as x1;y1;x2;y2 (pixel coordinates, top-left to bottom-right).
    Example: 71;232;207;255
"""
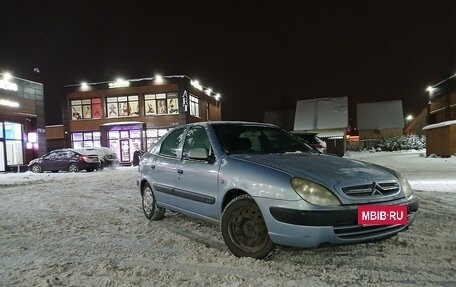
212;124;313;154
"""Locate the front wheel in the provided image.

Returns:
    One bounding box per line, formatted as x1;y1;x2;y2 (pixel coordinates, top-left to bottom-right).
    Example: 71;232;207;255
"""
68;163;79;173
221;194;276;259
31;164;42;173
141;183;165;220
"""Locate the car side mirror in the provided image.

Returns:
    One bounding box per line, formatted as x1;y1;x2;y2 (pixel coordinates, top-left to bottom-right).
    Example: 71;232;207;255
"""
188;148;210;161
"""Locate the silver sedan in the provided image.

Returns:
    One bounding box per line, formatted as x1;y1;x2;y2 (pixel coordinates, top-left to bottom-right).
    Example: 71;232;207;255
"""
137;121;419;259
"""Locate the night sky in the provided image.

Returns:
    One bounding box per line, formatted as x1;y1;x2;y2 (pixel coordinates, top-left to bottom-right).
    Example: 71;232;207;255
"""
1;1;455;128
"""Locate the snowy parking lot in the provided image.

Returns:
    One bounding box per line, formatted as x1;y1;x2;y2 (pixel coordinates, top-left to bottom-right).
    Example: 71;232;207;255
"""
0;150;455;287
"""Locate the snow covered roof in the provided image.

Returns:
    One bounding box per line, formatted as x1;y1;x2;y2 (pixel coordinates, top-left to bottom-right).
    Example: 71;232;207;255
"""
422;120;456;130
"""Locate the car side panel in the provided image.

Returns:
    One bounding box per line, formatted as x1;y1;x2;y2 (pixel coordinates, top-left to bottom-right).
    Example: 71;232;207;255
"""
145;155;179;206
172;158;221;219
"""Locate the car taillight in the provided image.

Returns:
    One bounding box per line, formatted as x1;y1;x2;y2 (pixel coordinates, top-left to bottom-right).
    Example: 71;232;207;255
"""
82;156;89;162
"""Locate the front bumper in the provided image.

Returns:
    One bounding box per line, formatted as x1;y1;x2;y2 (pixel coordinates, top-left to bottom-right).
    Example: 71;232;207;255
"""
257;196;419;248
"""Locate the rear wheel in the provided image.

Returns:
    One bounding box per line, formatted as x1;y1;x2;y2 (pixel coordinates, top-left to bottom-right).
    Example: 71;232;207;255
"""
31;164;42;173
68;163;79;173
141;183;165;220
221;194;276;259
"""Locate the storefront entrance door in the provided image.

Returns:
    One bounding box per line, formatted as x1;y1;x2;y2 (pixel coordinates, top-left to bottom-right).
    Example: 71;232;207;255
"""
120;139;130;162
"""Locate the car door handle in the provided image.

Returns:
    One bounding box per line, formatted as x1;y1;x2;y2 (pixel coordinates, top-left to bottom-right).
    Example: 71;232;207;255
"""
177;169;183;175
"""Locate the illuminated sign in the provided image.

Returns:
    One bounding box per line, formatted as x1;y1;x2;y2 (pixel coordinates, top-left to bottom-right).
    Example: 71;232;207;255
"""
0;99;20;108
109;79;130;88
182;90;188;112
0;79;18;91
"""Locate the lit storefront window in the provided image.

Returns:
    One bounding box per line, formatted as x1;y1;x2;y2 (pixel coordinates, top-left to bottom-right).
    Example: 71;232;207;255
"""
144;92;178;116
145;128;169;149
71;98;102;120
108;129;144;163
106;95;139;118
4;122;24;165
72;131;101;148
189;94;200;117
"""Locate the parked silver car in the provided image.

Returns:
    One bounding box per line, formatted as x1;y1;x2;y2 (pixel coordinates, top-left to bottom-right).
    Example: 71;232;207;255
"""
137;122;419;259
76;147;118;169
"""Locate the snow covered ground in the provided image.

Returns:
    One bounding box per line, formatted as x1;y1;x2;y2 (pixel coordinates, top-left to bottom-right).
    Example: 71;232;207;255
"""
0;150;455;286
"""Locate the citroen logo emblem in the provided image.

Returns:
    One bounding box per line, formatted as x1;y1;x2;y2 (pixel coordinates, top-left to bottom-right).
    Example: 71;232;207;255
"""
371;182;384;196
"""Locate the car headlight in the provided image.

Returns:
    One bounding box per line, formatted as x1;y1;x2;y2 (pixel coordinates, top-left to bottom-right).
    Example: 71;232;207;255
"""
290;178;341;206
396;173;413;199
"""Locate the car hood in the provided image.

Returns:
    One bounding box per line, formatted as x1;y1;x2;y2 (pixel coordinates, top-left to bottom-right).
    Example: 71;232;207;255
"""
230;152;395;187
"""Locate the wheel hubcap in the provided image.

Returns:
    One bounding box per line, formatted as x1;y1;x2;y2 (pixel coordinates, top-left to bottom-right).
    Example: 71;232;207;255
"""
229;207;268;252
143;187;154;215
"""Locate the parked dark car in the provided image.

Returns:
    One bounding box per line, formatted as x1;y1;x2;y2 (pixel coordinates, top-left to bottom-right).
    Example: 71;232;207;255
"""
28;148;100;173
137;121;419;259
76;147;118;169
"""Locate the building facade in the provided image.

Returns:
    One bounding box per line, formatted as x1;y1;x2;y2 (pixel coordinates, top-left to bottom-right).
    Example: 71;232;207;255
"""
425;74;456;156
61;75;221;164
0;73;45;172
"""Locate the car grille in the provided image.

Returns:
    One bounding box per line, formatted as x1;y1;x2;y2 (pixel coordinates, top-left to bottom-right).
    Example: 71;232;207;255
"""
334;214;413;240
341;182;400;198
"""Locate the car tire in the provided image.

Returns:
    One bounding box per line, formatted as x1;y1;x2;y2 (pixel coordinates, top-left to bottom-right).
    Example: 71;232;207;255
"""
68;163;79;173
86;168;94;172
141;183;165;220
221;194;276;259
31;164;42;173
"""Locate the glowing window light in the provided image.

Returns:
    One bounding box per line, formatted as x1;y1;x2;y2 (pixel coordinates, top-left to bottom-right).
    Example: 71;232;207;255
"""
28;132;37;143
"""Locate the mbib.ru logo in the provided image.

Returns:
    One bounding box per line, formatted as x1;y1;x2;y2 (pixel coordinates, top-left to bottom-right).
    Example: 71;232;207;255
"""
358;205;407;225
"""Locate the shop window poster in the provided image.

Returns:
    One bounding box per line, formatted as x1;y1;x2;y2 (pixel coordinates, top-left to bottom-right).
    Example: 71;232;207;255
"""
92;103;102;118
72;106;82;120
145;100;156;115
157;99;167;114
129;101;139;116
108;103;118;117
167;98;179;114
83;105;92;119
119;102;129;117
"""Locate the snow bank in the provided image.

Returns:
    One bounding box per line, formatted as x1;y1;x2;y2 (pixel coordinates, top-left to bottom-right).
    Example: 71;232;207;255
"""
0;154;455;286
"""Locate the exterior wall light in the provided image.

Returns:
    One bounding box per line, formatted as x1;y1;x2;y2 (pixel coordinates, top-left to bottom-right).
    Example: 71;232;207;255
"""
109;78;130;88
191;80;203;91
155;75;163;82
0;72;18;91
